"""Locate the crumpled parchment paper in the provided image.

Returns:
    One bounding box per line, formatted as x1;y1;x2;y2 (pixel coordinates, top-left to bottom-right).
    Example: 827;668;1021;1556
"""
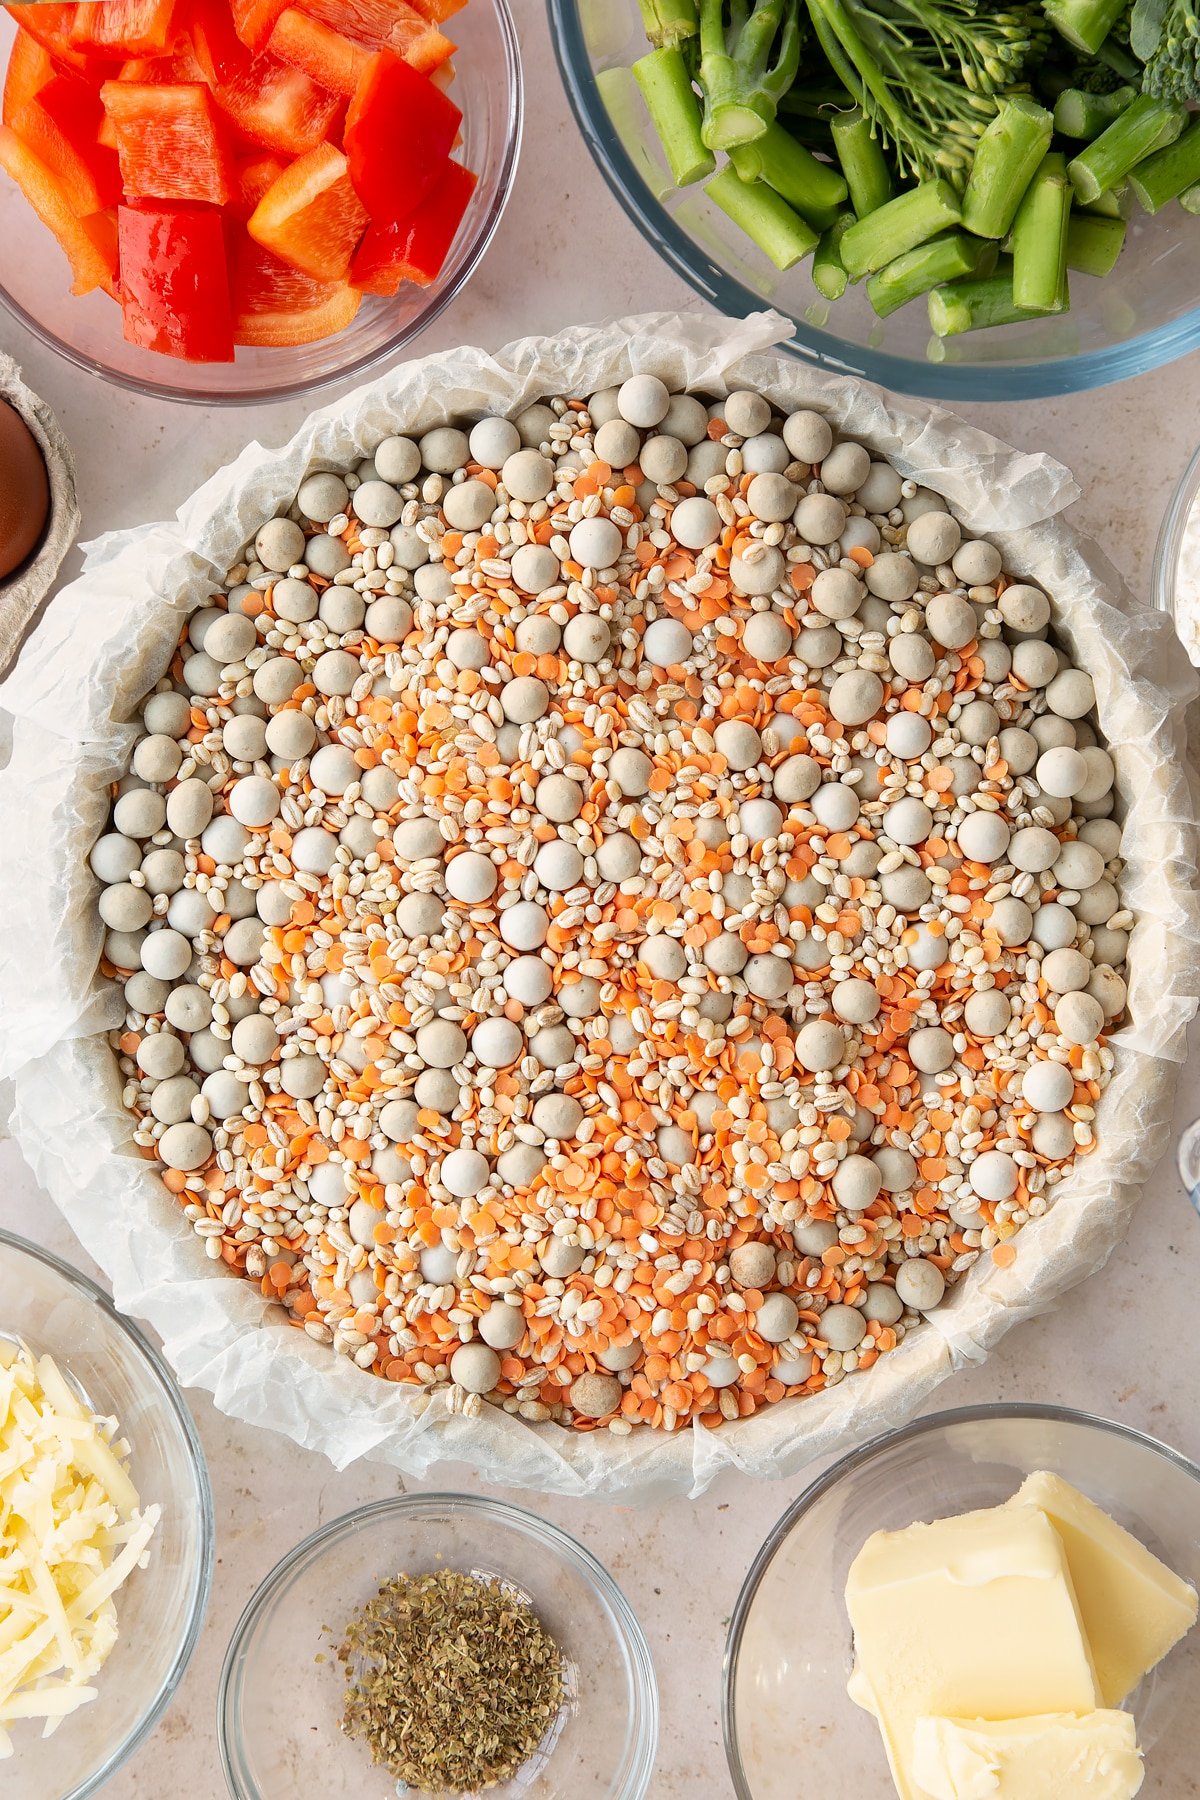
2;309;1198;1502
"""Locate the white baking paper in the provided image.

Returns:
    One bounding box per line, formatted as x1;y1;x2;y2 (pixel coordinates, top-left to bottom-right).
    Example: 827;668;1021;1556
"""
2;309;1198;1502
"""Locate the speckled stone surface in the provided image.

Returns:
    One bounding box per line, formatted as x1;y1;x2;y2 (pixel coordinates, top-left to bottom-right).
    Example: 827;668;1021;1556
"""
3;7;1200;1795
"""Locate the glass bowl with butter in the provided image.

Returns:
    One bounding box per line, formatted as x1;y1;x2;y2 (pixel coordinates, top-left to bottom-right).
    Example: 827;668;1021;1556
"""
723;1404;1200;1800
0;1228;213;1799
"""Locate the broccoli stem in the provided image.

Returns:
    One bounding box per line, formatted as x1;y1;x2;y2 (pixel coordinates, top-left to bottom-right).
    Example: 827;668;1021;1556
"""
1084;184;1130;218
1128;118;1200;214
812;213;854;297
634;49;715;186
1044;0;1130;55
1011;152;1072;313
1053;86;1138;142
1183;183;1200;216
928;265;1044;336
699;0;802;152
831;107;894;219
706;166;820;267
866;231;997;318
1066;210;1127;275
841;179;961;279
731;121;848;228
638;0;699;48
1067;95;1189;203
961;97;1054;241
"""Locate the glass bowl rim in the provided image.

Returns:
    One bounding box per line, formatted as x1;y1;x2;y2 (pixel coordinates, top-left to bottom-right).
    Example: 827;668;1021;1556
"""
546;0;1200;404
1151;441;1200;624
720;1400;1200;1800
0;0;523;407
0;1225;216;1800
216;1488;661;1800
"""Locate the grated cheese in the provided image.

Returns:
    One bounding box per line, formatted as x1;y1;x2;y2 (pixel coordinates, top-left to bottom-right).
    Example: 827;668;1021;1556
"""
0;1339;160;1758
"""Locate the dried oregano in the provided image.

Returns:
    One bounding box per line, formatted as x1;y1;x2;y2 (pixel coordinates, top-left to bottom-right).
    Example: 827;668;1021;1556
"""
337;1568;564;1793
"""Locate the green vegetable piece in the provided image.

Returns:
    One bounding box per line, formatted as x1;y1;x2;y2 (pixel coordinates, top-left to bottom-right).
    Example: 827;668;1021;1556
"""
1182;181;1200;215
1133;0;1200;101
634;49;715;187
841;178;961;280
698;0;803;152
1128;117;1200;212
805;0;1047;189
831;107;894;219
812;213;854;298
866;231;997;319
1067;94;1189;202
928;265;1046;336
1066;210;1127;275
638;0;699;48
1012;152;1072;313
961;96;1054;241
1053;85;1137;141
706;165;820;267
731;121;848;228
1084;184;1131;217
1044;0;1130;54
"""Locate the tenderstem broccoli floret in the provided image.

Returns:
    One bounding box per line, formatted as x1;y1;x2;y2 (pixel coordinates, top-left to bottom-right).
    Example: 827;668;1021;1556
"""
698;0;805;151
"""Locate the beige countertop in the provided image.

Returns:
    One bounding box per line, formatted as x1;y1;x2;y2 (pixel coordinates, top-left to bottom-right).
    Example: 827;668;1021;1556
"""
3;6;1200;1795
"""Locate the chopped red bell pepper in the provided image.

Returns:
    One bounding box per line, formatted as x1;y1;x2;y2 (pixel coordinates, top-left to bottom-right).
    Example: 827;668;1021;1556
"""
300;0;453;72
228;0;288;51
119;46;207;82
183;0;247;84
350;154;474;294
247;138;365;278
229;148;288;213
230;229;359;343
101;79;233;204
266;9;370;98
2;30;54;126
71;0;180;59
0;124;118;292
206;39;340;155
117;199;233;358
344;49;459;219
4;6;90;74
409;0;465;21
14;73;122;214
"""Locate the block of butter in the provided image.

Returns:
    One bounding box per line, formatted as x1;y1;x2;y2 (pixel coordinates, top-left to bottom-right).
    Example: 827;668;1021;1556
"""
1011;1472;1198;1706
846;1503;1099;1800
910;1712;1144;1800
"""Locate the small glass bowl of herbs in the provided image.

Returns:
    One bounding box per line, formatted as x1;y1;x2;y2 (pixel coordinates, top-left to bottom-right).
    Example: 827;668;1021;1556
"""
217;1493;659;1800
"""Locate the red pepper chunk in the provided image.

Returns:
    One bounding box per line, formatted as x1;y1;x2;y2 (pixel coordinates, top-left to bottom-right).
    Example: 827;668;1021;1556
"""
4;7;90;75
71;0;179;58
350;155;475;295
344;49;459;219
247;139;366;280
118;201;234;360
14;74;122;214
266;9;371;99
0;124;118;294
102;81;234;205
2;31;55;126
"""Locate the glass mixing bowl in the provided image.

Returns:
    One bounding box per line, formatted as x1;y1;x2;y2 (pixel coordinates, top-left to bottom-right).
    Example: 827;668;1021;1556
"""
218;1492;659;1800
724;1403;1200;1799
0;1228;214;1800
0;0;522;404
548;0;1200;402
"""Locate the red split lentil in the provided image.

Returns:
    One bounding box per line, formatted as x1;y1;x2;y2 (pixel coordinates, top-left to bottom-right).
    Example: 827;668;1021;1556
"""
93;376;1129;1434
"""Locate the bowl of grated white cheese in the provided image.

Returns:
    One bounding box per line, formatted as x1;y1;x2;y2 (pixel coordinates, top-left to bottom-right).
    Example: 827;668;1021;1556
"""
0;1229;213;1799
